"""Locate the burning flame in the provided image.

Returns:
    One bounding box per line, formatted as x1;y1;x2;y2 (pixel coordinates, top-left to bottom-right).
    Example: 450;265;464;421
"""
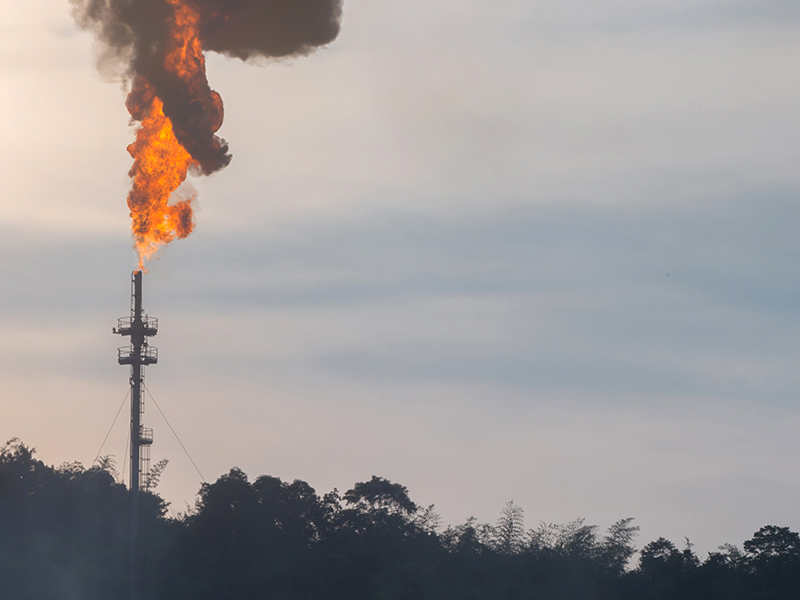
68;0;342;267
125;0;220;268
127;84;196;267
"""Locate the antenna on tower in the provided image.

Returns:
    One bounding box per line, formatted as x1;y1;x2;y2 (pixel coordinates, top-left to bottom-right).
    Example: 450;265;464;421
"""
115;270;158;600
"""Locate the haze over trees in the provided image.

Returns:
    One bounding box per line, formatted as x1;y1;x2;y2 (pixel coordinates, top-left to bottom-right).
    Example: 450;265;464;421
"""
1;439;798;599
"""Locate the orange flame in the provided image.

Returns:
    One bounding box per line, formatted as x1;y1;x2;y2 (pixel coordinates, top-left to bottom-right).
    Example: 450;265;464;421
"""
127;87;196;268
125;0;218;268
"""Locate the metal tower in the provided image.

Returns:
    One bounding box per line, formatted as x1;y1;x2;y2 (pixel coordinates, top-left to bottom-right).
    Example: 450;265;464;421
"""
114;270;158;600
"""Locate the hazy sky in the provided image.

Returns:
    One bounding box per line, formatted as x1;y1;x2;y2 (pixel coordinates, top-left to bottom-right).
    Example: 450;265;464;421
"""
2;0;800;555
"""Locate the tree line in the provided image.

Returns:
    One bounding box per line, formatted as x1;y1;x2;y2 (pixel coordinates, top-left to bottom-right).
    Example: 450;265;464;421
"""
1;438;798;599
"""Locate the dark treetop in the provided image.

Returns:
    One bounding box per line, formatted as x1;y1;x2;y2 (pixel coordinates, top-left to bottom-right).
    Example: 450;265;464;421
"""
1;439;798;600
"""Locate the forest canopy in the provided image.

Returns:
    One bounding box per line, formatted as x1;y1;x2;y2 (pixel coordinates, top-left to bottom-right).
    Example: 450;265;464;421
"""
1;438;798;600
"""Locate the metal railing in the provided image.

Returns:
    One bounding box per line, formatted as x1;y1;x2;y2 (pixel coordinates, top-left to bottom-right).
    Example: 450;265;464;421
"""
118;346;158;363
117;316;158;333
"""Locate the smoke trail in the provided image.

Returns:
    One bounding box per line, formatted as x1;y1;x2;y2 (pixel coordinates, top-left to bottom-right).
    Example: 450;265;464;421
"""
70;0;342;264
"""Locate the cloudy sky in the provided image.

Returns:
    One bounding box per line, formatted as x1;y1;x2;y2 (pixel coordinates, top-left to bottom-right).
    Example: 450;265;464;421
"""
3;0;800;554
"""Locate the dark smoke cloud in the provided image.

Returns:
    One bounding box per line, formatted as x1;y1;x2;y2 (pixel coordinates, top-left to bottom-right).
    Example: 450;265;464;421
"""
70;0;343;173
196;0;344;60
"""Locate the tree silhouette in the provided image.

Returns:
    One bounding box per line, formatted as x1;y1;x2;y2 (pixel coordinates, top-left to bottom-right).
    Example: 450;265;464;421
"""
493;500;525;554
3;438;800;600
744;525;800;594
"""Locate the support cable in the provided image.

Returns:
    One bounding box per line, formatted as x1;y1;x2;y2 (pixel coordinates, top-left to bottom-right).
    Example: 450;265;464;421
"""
143;384;206;483
92;387;131;468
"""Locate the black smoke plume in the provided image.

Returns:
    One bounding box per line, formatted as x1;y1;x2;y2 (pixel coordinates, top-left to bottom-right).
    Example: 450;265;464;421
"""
70;0;343;173
195;0;344;60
